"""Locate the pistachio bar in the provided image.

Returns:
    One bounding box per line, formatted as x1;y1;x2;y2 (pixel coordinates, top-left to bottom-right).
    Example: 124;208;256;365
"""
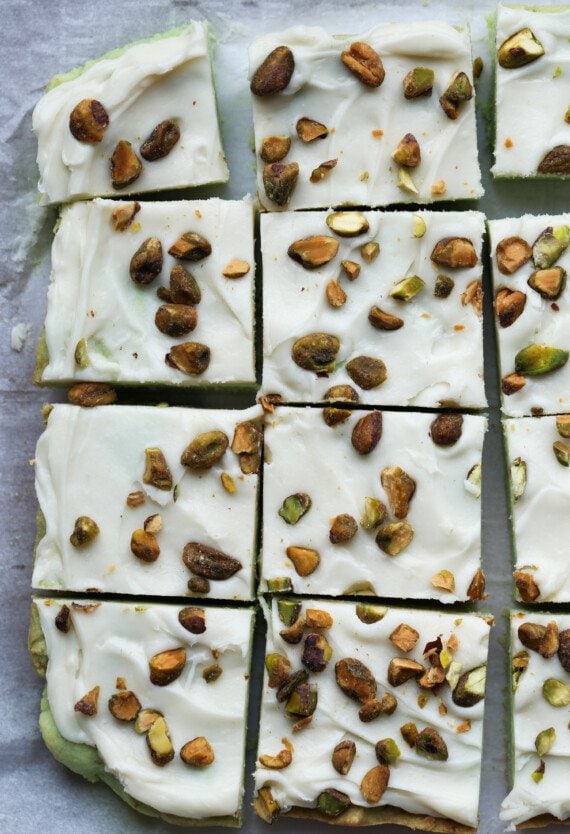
493;5;570;179
504;416;570;604
35;198;255;388
488;215;570;417
32;22;228;204
262;209;486;408
249;23;482;211
502;611;570;828
261;407;486;603
30;597;254;826
255;597;491;831
33;404;262;600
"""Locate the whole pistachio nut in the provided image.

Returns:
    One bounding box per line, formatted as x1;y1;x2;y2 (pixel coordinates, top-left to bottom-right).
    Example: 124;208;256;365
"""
181;430;228;469
169;264;201;305
326;279;347;308
494;288;527;328
355;602;387;623
165;342;210;375
251;46;295;95
203;663;223;683
263;162;299;206
302;632;333;672
188;575;210;594
326;211;369;237
452;666;486;707
518;621;547;652
68;382;117;409
316;788;351;817
326;384;360;402
182;542;242;580
392;133;421;168
335;657;377;703
400;722;419;747
69;98;109;142
538;146;570;175
292;333;340;372
553;440;570;466
278;493;312;525
389;275;425;301
74;339;89;369
108;690;141;722
332;740;356;775
110;140;143;189
149;647;186;686
360;764;390;804
368;306;404;330
180;736;215;767
305;608;333;629
351;411;383;455
288;235;339;269
131;529;160;562
70;516;100;548
532;226;570;268
146;715;175;766
130;237;163;285
260;135;291;163
74;686;100;716
543;678;570;707
375;738;401;765
514;570;540;602
341;41;385;87
139;119;180;161
496;236;532;274
528;267;567;300
143;447;173;490
329;514;358;544
514;344;569;376
535;728;556;757
381;466;416;519
434;274;455;298
296;117;328;143
168;231;212;261
155;303;198;336
415;727;448;761
430;413;463;446
403;67;434;98
346;355;387;390
431;237;478;268
376;521;414;556
278;599;302;626
286;545;320;576
556;415;570;438
498;28;545;69
558;629;570;672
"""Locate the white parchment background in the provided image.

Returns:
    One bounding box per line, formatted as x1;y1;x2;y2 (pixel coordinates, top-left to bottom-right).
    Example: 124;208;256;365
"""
1;0;569;832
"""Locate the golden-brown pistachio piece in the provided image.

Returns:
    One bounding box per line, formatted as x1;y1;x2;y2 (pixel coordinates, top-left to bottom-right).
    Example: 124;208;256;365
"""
403;67;434;98
288;235;339;269
143;447;173;491
361;241;380;263
286;546;320;576
178;606;206;634
181;736;215;766
434;274;455;298
131;529;160;562
74;686;100;716
359;692;397;722
392;133;421;168
388;657;424;687
495;288;527;328
251;46;295;95
496;236;532;274
305;608;333;629
415;727;448;760
558;630;570;672
346;356;387;390
326;280;347;308
222;259;250;279
461;279;483;317
400;722;419;747
260;135;291;163
502;372;526;396
110;140;143;189
263;162;299;206
296;117;328;143
70;516;99;548
430;413;463;446
514;570;540;602
381;466;416;518
183;542;242;580
431;237;478;268
376;521;414;556
130;237;163;285
341;259;361;280
168;264;201;305
498;28;545;69
108;690;141;721
111;201;141;231
168;232;212;261
323;407;352;426
67;382;117;407
556;414;570;437
538;146;570;175
149;647;186;686
166;342;210;376
467;569;487;601
155;304;198;337
188;575;210;594
329;514;358;544
255;785;281;824
302;632;333;672
310;159;338;183
279;616;307;645
368;306;404;331
326;211;370;237
69;99;109;142
473;56;484;79
341;42;385;87
332;739;356;775
431;569;455;592
335;657;377;703
351;411;383;455
140;119;180;161
134;708;163;735
389;623;419;653
528;267;567;300
326;384;359;403
292;333;340;372
232;421;263;456
360;764;390;804
266;653;293;688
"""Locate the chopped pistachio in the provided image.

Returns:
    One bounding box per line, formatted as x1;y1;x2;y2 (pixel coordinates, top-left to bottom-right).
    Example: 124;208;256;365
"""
403;66;434;98
222;259;250;279
465;463;482;499
266;653;293;688
531;760;545;783
556;414;570;437
388;657;424;686
143;514;162;534
149;648;186;686
381;466;416;518
220;472;236;494
341;259;361;280
452;666;486;707
310;158;338;183
496;236;532;275
415;727;448;761
397;167;419;195
532;226;570;269
467;569;487;601
260;135;291;163
392;133;421;168
258;748;292;770
292;333;340;372
203;662;223;683
168;231;211;262
389;623;419;653
266;577;294;593
326;279;347;308
70;516;99;548
528;267;567;300
495;287;527;328
326;211;369;237
535;727;556;757
553;440;570;466
431;569;455;593
329;514;358;544
461;279;483;317
518;621;548;653
286;545;320;576
400;722;419;747
360;765;390;804
108;690;141;722
332;739;356;775
134;708;162;735
346;355;387;390
412;215;426;238
512;651;529;691
74;338;89;368
335;657;376;703
389;275;425;302
351;411;383;455
558;630;570;672
110;140;143;189
376;521;414;556
473;56;484;79
187;575;210;594
285;682;318;716
434;274;455;298
277;599;302;627
74;686;100;716
146;715;175;766
316;788;351;817
514;570;540;603
67;382;117;407
538;146;570;175
543;678;570;707
361;241;380;263
302;633;333;672
305;608;333;629
278;493;312;525
431;237;477;268
355;603;387;624
263;162;299;206
255;785;280;824
510;458;527;502
360;497;387;530
140;119;180;161
341;41;385;87
358;694;396;722
183;542;242;581
55;605;72;634
130;528;160;562
276;670;308;703
69;98;109;142
296;117;328;143
375;738;401;765
430;413;463;446
498;28;544;68
502;372;526;396
165;341;210;376
143;447;172;491
180;430;228;470
180;736;215;767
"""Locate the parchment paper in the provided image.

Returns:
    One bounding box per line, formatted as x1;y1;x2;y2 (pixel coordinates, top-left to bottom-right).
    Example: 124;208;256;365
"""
1;1;569;832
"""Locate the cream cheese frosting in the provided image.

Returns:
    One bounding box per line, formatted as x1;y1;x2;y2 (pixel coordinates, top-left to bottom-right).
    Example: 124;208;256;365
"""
35;597;253;820
488;215;570;417
493;5;570;178
501;611;570;827
249;23;483;210
504;416;570;603
40;198;255;386
262;209;486;407
255;597;491;827
261;407;486;603
33;404;261;600
32;23;228;204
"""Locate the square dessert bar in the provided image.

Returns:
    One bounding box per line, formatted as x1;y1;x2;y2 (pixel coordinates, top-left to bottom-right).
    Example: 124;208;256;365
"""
35;198;255;388
262;209;486;408
249;23;482;211
32;22;228;204
493;5;570;179
502;611;570;827
30;598;254;826
488;215;570;417
261;407;486;603
504;415;570;604
255;597;491;831
33;404;262;600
